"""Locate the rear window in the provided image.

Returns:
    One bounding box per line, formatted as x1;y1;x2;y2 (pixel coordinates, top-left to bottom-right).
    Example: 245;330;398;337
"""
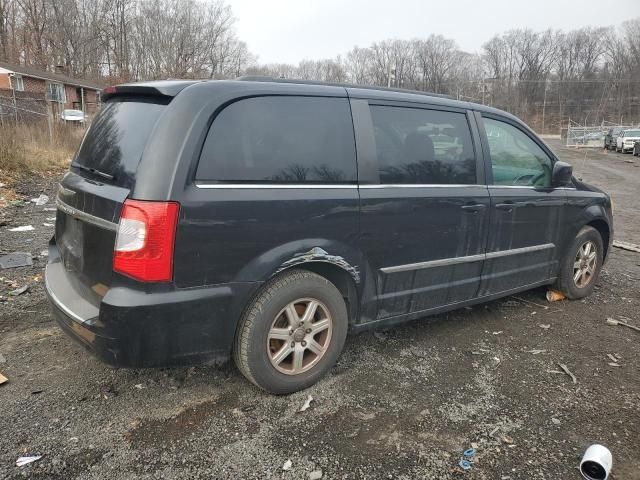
73;98;166;186
196;96;356;184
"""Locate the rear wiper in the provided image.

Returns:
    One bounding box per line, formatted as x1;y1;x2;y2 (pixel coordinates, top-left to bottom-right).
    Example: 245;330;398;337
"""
71;162;115;181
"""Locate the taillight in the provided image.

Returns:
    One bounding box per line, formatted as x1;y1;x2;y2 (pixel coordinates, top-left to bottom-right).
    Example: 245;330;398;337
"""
113;200;180;282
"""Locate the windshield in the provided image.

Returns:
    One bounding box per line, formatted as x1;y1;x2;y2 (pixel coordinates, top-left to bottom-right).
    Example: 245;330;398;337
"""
73;98;166;187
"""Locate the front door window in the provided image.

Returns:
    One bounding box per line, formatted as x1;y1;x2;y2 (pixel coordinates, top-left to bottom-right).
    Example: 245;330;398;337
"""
484;117;553;187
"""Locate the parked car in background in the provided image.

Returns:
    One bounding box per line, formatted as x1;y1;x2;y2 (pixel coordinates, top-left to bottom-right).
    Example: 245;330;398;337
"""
616;129;640;153
60;109;86;123
604;127;622;150
45;78;614;394
633;140;640;156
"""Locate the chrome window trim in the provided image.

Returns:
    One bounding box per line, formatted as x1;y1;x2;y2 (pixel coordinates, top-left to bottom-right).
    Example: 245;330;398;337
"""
195;182;575;190
56;197;118;231
488;185;576;190
359;184;485;189
194;183;358;189
381;243;555;274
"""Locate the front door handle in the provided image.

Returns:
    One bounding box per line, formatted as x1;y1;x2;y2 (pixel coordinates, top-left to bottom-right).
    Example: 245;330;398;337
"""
461;204;487;213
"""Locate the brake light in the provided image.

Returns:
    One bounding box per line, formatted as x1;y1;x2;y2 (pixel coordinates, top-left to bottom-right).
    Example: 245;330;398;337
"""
113;200;180;282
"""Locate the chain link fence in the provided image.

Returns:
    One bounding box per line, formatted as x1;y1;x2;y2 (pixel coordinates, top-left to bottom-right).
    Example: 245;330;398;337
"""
566;120;638;148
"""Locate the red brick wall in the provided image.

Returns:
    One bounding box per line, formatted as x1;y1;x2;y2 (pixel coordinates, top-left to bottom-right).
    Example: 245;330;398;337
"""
21;76;47;93
64;84;79;107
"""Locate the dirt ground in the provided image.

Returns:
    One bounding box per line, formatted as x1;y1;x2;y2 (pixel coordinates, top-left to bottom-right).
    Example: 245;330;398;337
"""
0;140;639;480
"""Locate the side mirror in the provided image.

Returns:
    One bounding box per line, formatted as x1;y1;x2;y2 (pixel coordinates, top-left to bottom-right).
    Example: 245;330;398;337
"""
552;161;573;188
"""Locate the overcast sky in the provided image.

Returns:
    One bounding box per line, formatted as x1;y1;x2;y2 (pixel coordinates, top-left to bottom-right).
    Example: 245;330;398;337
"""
228;0;640;64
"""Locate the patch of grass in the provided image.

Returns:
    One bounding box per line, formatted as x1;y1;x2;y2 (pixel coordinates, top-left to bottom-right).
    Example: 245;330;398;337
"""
0;121;82;173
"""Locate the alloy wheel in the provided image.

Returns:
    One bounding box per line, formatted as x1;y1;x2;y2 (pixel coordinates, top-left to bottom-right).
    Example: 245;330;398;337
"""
573;240;598;288
267;298;333;375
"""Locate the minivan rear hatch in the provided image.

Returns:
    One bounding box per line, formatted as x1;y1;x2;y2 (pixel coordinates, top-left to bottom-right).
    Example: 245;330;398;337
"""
55;96;168;292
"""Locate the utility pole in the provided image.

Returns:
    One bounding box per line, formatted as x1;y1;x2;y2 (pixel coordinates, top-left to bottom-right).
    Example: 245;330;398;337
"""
542;79;548;134
81;87;86;129
11;75;18;123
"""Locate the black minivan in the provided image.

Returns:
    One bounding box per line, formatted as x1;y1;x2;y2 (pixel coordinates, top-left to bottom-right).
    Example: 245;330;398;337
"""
45;78;613;394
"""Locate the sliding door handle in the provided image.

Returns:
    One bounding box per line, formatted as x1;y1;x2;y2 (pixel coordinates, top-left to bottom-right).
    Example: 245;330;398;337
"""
495;202;514;212
461;204;487;213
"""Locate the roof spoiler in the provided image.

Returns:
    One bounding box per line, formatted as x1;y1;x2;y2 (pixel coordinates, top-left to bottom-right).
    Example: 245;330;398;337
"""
101;80;201;101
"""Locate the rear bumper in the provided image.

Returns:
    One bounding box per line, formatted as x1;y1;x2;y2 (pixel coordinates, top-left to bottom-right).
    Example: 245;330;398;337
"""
45;258;260;368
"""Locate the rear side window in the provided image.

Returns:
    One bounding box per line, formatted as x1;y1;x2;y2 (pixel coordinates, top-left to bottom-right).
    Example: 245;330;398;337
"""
369;105;476;184
196;96;356;184
73;98;166;187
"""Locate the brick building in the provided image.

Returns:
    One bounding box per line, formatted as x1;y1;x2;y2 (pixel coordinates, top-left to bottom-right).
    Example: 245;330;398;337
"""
0;62;102;119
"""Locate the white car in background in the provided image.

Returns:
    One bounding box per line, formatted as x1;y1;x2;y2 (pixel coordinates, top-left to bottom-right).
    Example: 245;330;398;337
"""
616;129;640;153
60;109;87;124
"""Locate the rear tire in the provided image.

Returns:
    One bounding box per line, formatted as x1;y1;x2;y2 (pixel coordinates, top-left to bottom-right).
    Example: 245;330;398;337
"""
555;226;604;300
233;269;348;394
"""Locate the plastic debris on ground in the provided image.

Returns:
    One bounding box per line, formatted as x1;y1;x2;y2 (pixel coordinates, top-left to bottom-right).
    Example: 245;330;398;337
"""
606;317;640;333
299;395;313;412
612;240;640;253
30;194;49;206
457;447;475;471
0;372;8;385
0;252;33;269
282;459;292;471
16;456;42;467
580;444;613;480
8;285;29;296
546;290;565;302
558;363;577;384
309;470;323;480
539;324;551;329
8;225;34;232
607;353;622;367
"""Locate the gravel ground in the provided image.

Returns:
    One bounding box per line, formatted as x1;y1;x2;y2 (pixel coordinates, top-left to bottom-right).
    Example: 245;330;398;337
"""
1;140;639;479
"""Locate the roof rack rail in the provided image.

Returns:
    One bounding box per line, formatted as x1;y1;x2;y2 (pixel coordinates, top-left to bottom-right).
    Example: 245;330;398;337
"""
236;76;453;99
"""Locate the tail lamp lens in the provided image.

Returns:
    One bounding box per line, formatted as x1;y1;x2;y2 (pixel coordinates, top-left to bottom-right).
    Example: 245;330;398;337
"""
113;200;180;282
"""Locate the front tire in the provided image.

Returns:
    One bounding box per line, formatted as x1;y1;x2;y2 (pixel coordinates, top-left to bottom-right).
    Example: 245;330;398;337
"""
233;269;348;394
556;226;604;299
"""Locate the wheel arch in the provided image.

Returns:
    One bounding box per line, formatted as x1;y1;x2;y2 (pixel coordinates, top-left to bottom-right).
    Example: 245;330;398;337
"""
273;261;360;326
586;218;611;260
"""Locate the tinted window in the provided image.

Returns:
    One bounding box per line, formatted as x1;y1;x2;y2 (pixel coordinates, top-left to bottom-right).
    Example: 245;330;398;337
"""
73;98;166;187
196;96;356;183
484;118;552;187
369;105;476;184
